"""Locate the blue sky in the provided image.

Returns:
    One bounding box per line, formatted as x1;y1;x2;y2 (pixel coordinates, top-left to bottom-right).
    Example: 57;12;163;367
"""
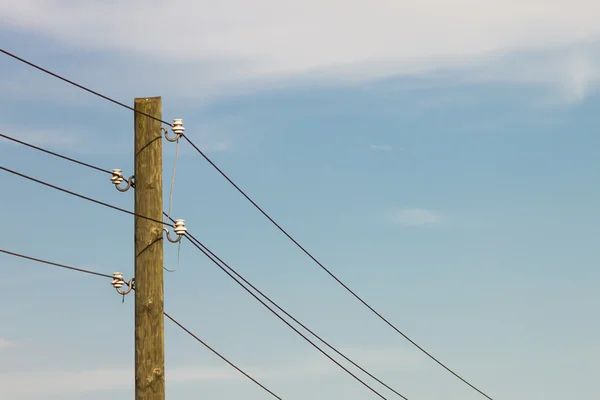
1;1;600;399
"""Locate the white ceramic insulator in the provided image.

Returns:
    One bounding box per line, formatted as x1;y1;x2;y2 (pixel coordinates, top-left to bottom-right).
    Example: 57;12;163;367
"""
112;272;125;288
111;169;124;185
173;219;187;235
172;119;185;136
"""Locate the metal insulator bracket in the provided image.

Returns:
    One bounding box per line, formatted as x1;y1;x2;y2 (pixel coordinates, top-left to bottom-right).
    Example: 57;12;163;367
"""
164;219;187;243
112;272;134;295
163;119;184;142
111;169;134;192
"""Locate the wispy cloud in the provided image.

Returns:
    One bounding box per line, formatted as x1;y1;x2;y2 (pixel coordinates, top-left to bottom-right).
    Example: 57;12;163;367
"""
0;357;339;397
2;1;600;103
0;339;15;349
370;144;393;151
466;45;600;105
0;365;251;397
0;345;422;397
389;208;441;227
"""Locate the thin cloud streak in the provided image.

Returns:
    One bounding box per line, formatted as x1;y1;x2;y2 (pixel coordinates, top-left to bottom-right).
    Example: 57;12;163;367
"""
389;208;442;227
0;345;423;397
0;339;15;349
2;1;600;103
0;365;266;397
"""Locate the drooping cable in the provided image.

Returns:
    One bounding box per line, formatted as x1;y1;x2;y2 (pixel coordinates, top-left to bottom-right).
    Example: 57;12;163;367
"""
0;248;283;399
0;49;171;126
0;165;172;228
0;133;112;175
0;159;396;398
0;47;493;399
164;137;181;273
163;312;282;399
181;134;494;399
165;214;409;399
0;248;114;279
182;233;390;400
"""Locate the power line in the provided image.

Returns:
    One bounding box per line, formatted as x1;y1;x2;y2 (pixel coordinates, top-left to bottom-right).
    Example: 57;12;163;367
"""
0;165;171;228
181;135;494;399
1;57;401;399
0;48;171;127
1;158;390;398
0;248;281;399
1;152;396;398
164;312;282;400
1;151;385;397
0;47;493;399
0;248;114;279
0;132;112;175
0;133;405;399
173;220;409;399
182;233;390;400
3;131;405;398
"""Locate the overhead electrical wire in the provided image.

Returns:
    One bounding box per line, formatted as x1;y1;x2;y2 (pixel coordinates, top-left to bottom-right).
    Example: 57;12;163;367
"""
0;248;114;279
163;312;282;399
0;133;113;175
0;49;170;126
0;165;172;228
0;248;282;399
166;214;409;400
181;136;495;400
181;233;390;400
0;162;389;398
0;47;494;400
0;132;408;398
0;161;392;399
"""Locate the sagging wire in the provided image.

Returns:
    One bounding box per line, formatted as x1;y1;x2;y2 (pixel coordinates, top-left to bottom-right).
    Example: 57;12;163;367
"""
162;120;184;272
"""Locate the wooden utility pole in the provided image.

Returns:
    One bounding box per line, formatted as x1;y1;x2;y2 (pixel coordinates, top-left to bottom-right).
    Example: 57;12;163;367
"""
134;97;165;400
